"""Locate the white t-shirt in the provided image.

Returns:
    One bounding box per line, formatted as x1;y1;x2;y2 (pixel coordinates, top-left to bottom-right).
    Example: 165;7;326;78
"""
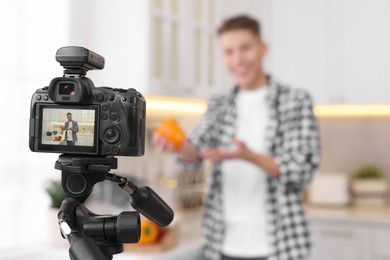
221;86;271;257
66;121;73;141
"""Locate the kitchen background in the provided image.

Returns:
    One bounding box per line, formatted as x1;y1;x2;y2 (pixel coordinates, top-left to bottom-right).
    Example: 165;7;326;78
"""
1;0;390;259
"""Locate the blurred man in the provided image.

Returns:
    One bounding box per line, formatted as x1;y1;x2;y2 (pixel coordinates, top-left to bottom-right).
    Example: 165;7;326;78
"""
64;112;78;146
154;15;320;260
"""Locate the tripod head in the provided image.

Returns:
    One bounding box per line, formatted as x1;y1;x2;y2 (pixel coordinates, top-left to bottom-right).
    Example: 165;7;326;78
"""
55;154;174;260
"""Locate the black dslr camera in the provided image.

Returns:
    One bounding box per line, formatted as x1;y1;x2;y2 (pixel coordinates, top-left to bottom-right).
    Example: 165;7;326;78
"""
29;46;146;156
28;47;173;260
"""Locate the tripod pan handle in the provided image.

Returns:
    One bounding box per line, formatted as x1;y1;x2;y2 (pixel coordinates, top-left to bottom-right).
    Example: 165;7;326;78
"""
130;186;174;227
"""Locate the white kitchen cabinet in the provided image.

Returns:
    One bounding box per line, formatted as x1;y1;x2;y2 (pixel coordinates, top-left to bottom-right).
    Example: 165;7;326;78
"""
218;0;390;104
372;228;390;259
309;220;371;260
308;210;390;260
68;0;221;99
269;0;390;104
149;0;220;98
373;257;390;260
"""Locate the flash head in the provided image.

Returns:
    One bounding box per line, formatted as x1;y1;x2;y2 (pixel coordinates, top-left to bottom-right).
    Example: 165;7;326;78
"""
56;46;105;73
48;47;104;104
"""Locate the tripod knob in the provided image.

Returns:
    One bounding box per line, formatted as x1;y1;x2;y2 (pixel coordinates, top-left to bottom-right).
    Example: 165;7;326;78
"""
116;212;141;243
83;211;141;243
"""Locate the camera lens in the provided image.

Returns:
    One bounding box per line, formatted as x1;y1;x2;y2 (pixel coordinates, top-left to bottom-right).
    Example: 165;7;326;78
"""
59;83;75;95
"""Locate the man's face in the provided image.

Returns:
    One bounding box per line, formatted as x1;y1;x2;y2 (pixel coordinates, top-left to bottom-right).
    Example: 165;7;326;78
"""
219;29;267;89
67;114;72;121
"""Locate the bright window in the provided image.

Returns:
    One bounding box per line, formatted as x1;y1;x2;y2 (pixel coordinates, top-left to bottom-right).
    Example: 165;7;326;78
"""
0;0;70;250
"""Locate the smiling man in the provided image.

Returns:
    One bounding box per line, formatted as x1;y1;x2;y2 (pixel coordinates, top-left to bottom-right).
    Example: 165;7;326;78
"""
154;15;320;260
64;112;78;146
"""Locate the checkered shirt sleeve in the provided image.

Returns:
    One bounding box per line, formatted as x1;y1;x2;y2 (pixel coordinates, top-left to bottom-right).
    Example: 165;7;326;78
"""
273;89;320;191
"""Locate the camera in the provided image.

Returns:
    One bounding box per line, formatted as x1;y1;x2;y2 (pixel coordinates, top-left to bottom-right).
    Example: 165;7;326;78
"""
29;46;146;156
28;47;173;260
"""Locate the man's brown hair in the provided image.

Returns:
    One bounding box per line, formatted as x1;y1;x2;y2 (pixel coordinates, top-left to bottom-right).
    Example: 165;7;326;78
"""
217;15;261;39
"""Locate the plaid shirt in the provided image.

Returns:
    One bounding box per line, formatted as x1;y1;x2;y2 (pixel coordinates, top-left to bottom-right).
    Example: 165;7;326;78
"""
179;77;320;260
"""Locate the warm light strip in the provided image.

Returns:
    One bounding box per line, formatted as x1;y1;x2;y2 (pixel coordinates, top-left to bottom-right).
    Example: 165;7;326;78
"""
146;96;207;114
314;105;390;117
146;96;390;117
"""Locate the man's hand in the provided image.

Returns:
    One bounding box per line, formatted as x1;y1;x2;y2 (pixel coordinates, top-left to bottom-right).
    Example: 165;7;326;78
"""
200;138;280;177
153;134;200;164
153;134;175;153
200;138;248;163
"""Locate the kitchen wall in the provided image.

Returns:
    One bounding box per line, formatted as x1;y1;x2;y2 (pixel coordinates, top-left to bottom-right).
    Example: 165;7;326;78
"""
319;117;390;178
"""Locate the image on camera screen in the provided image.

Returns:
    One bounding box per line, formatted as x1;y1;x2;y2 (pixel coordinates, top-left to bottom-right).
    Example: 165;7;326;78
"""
41;107;96;147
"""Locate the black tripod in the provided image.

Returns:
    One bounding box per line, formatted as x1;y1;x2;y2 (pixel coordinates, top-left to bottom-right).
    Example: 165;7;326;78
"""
55;154;174;260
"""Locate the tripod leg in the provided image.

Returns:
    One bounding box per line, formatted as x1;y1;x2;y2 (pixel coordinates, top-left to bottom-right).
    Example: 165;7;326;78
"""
59;198;112;260
68;233;111;260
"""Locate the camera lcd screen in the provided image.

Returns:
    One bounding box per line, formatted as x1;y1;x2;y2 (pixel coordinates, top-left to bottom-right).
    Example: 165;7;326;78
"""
37;104;99;154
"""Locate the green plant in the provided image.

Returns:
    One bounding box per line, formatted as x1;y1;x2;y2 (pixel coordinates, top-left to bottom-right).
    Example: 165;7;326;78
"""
45;179;66;208
353;164;384;180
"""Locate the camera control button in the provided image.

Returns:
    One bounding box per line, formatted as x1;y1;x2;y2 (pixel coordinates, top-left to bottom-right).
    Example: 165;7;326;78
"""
36;95;42;101
121;97;127;102
102;114;108;120
109;95;115;101
112;147;118;153
104;146;110;153
102;105;109;111
129;97;136;103
95;92;105;102
43;95;49;101
107;130;116;139
103;126;121;144
110;114;118;121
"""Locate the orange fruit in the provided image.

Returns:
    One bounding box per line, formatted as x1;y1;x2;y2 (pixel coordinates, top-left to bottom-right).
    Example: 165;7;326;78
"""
154;118;185;150
138;219;159;244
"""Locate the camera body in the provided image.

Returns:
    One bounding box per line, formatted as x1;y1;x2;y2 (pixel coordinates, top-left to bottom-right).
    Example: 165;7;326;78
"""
29;46;146;156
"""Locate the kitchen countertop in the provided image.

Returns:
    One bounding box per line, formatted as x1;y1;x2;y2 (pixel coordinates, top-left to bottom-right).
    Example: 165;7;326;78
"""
0;239;201;260
305;204;390;225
